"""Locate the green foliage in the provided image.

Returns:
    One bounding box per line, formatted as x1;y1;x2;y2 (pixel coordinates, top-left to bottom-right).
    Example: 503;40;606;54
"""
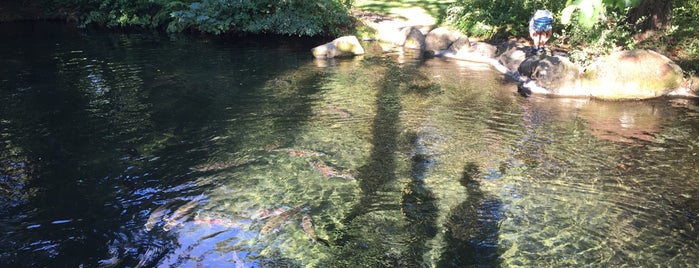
43;0;352;36
561;0;637;27
168;0;353;36
558;10;634;66
669;0;699;59
446;0;567;40
446;0;642;65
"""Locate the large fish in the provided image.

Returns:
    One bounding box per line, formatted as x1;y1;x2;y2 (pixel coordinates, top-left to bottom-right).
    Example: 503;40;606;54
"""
301;214;317;243
163;199;199;231
259;203;306;235
309;160;355;180
144;205;168;231
190;157;256;172
301;214;330;246
273;148;325;157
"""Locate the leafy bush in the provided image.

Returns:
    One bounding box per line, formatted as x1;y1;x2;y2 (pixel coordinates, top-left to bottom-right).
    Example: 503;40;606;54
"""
43;0;353;36
446;0;640;65
667;0;699;59
557;9;634;66
446;0;567;40
167;0;354;36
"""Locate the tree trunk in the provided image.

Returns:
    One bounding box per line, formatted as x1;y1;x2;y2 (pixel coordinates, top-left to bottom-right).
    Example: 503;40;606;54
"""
626;0;673;31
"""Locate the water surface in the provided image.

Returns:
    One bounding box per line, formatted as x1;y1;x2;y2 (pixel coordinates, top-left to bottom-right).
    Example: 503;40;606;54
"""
1;22;699;267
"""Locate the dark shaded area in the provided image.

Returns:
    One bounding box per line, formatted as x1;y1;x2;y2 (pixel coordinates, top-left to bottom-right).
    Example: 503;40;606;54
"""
400;132;439;265
0;0;46;22
330;57;405;265
0;22;323;267
438;162;503;267
626;0;673;31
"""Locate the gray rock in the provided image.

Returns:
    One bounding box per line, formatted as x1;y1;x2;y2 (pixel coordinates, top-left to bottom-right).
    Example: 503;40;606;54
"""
499;47;527;73
448;36;471;52
402;27;426;51
425;27;460;52
517;55;584;96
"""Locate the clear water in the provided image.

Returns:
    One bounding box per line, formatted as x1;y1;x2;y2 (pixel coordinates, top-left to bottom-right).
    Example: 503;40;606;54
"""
1;22;699;267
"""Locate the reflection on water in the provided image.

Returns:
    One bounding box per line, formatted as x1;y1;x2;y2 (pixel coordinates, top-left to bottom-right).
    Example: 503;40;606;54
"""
1;22;699;267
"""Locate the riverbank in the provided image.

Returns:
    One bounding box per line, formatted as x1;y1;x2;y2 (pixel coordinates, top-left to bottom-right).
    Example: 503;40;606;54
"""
350;2;699;96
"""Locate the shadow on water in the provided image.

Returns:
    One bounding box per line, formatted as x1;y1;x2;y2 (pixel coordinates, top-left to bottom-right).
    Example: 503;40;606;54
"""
401;131;439;264
329;56;441;266
439;162;503;267
332;57;404;265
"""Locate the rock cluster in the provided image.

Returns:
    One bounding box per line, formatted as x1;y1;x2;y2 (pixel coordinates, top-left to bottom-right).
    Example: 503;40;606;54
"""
312;22;694;100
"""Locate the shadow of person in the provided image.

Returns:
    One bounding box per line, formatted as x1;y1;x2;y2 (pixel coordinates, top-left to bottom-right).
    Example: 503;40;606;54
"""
438;162;503;267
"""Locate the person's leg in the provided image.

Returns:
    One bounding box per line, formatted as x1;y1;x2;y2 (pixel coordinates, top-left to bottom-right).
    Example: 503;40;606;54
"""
530;30;540;53
540;29;552;46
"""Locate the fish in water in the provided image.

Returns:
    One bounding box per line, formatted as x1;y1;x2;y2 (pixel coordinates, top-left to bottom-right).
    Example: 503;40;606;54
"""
301;214;330;246
249;207;287;220
190;158;256;172
260;203;307;235
273;148;325;157
310;160;355;180
144;204;169;231
163;199;199;231
301;214;317;243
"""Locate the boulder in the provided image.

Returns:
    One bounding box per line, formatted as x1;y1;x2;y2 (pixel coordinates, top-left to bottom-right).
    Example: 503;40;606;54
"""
469;42;498;58
582;49;683;100
531;56;582;94
425;27;460;52
498;46;527;73
442;41;497;63
375;23;407;46
448;36;471;52
312;36;365;59
402;27;426;51
517;55;583;96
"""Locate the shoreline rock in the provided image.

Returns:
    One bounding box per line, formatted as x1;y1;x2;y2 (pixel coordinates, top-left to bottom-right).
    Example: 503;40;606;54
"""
319;13;697;100
311;36;365;59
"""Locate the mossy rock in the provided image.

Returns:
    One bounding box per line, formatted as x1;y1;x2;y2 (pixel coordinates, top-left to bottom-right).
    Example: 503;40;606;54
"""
583;49;684;100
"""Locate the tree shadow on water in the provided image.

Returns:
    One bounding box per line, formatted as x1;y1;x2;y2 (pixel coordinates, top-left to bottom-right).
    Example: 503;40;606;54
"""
438;162;503;267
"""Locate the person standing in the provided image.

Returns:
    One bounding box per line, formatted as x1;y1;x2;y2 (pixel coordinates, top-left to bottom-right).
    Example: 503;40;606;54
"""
529;10;553;54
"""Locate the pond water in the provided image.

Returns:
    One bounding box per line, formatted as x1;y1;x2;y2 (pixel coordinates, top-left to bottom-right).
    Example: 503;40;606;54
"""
1;22;699;267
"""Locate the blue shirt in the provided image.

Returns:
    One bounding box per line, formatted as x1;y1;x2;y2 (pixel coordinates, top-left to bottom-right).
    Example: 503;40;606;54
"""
529;10;553;32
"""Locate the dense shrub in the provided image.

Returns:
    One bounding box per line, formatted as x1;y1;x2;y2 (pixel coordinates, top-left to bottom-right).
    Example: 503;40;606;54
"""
167;0;353;36
446;0;640;65
42;0;353;36
445;0;567;40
